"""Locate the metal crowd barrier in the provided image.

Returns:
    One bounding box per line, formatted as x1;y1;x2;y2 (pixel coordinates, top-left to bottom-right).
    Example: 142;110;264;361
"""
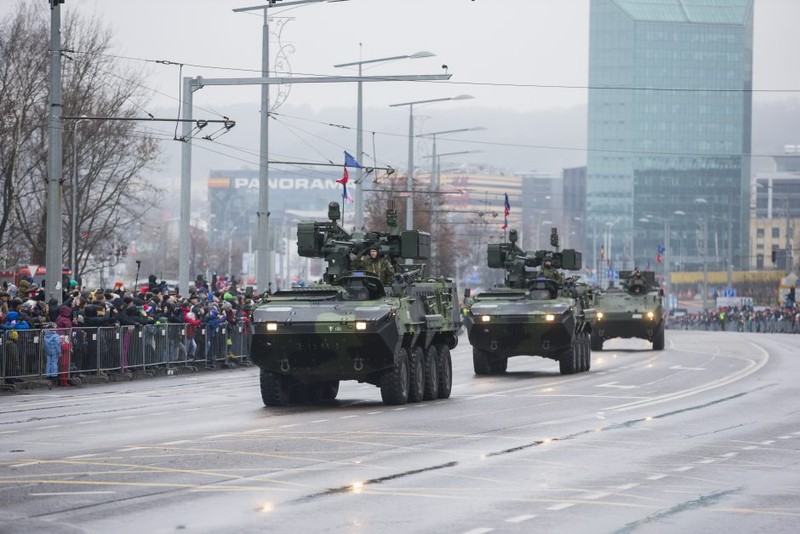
1;320;252;393
667;314;800;334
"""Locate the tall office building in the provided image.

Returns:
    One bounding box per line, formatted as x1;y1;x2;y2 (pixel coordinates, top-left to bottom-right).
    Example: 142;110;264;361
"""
586;0;753;274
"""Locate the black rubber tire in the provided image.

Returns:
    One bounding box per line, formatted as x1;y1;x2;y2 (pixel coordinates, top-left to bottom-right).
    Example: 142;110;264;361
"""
407;346;426;403
423;346;440;400
260;369;290;407
559;338;578;375
489;356;508;374
652;324;665;351
584;332;592;372
590;330;603;351
436;344;453;399
318;380;340;401
380;347;409;405
473;347;492;375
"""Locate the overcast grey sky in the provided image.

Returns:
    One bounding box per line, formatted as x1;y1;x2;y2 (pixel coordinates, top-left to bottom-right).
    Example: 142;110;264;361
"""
27;0;800;115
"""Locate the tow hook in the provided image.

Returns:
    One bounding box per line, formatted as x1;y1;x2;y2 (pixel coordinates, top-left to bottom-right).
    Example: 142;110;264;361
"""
280;359;290;373
490;340;498;351
353;358;364;371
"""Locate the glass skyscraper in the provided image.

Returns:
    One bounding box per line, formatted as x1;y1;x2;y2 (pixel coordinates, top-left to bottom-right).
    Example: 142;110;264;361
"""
587;0;753;274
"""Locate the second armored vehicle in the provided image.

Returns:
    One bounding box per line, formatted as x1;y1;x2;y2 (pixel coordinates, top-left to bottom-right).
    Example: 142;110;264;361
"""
249;202;461;406
590;270;665;351
463;229;595;375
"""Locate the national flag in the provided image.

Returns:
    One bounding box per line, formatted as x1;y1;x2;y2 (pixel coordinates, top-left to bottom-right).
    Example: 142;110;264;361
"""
344;151;362;168
501;193;510;230
336;167;353;202
657;245;666;264
645;259;651;272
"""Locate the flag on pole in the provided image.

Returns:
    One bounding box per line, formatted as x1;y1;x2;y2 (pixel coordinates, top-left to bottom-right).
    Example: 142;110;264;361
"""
501;193;510;230
337;167;353;202
600;246;605;261
645;259;651;272
657;245;666;264
344;150;362;168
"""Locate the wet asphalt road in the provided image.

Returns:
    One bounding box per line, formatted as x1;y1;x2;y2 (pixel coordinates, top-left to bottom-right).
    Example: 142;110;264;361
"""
1;330;799;534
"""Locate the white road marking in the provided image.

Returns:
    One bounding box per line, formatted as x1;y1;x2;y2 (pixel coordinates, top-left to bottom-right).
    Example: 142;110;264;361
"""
392;407;407;411
117;447;144;452
720;452;738;457
673;466;694;472
506;515;537;523
669;365;706;371
597;382;639;389
76;420;100;425
278;424;298;429
31;491;116;496
697;458;717;464
741;446;758;450
244;429;269;434
759;440;775;445
340;415;359;419
463;529;494;534
204;434;231;439
777;435;792;440
159;440;190;446
37;425;63;430
310;419;329;424
366;412;382;415
646;474;668;480
616;483;639;490
547;503;574;511
0;430;19;435
10;462;40;468
66;454;97;459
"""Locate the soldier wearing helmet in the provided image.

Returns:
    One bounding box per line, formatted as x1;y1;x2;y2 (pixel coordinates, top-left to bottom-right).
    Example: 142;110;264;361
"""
538;255;562;284
360;245;395;286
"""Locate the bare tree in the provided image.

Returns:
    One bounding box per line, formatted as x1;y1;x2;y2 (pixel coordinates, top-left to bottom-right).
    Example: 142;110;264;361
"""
0;4;162;279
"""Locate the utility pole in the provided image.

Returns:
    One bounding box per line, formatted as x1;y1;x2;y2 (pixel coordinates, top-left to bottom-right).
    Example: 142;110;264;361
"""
46;0;65;303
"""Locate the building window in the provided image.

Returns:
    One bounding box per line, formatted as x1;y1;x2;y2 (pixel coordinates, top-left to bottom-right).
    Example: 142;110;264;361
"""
756;228;765;238
772;227;780;238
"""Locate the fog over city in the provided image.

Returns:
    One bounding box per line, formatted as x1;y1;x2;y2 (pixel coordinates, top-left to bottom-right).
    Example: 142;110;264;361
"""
16;0;800;187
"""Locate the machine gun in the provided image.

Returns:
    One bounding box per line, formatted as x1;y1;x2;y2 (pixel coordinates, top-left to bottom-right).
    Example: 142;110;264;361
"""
297;201;431;284
487;228;583;289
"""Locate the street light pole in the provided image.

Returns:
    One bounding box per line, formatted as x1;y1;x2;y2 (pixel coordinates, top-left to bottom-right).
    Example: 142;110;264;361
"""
701;217;708;310
389;95;473;231
334;50;435;233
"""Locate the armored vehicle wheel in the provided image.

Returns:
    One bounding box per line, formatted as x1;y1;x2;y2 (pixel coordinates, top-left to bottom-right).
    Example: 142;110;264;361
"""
590;330;603;351
380;347;410;405
583;332;592;372
408;346;426;403
473;348;492;376
435;344;453;399
260;369;290;407
423;346;440;400
317;380;340;401
558;338;579;375
489;356;508;374
652;324;665;351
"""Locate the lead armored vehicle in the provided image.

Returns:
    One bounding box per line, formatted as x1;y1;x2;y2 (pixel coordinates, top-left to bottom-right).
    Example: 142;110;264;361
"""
249;202;461;406
590;270;665;351
463;229;595;375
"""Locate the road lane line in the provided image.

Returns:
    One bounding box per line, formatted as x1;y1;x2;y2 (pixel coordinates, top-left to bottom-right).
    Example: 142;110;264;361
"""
66;454;97;459
30;491;117;496
616;483;639;490
506;515;536;523
646;474;668;480
673;466;694;472
547;503;574;511
463;529;494;534
584;492;611;500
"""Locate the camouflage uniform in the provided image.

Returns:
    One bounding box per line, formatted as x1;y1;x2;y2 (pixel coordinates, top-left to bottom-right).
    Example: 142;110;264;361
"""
361;253;395;286
538;261;562;283
628;270;646;294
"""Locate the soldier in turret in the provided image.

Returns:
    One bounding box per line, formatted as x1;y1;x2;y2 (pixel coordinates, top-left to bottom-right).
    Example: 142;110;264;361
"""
538;256;562;284
628;268;646;295
360;246;395;286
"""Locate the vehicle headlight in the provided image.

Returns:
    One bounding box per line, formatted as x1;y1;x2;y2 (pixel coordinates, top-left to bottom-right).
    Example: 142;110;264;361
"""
481;315;491;322
545;314;555;322
596;312;604;320
355;321;367;331
266;323;278;332
647;311;654;320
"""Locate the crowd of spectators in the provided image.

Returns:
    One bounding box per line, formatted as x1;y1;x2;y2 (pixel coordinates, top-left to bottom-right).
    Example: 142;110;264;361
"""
667;304;800;334
1;273;256;382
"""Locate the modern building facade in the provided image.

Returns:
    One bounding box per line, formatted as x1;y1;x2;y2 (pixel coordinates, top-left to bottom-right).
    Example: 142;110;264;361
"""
586;0;754;275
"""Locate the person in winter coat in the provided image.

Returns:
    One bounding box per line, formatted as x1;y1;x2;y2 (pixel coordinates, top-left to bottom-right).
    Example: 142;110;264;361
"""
3;311;30;381
56;305;73;330
43;327;61;379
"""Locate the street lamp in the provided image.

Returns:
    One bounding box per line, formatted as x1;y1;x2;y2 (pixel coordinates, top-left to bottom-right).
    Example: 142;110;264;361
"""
334;50;435;232
232;0;350;296
389;94;474;231
71;117;89;283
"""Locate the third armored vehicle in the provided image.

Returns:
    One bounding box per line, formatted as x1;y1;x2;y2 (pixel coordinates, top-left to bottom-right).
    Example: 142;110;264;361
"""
463;229;595;375
591;270;665;351
249;202;461;406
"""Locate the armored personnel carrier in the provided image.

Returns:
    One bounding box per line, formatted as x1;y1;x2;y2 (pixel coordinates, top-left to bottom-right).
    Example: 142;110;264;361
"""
249;202;461;406
463;228;595;375
590;270;665;351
